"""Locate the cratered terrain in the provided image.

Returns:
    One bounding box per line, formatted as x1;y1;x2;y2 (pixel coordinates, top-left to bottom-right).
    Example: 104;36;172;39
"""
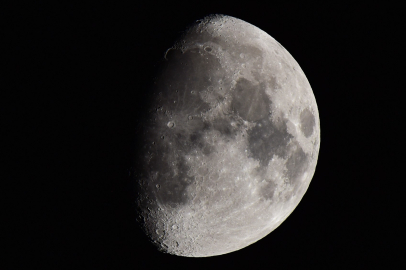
134;14;320;257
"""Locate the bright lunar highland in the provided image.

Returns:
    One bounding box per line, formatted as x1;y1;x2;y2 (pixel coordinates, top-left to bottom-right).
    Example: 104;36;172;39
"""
134;14;320;257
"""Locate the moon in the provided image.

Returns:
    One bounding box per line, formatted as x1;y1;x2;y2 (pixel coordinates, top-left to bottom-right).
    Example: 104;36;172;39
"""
134;14;320;257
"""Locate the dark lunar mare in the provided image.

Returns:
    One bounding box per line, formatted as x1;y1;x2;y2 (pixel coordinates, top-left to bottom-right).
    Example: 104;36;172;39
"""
248;118;293;167
285;142;309;185
260;180;277;201
131;14;319;257
300;108;316;138
231;78;270;122
253;130;310;202
135;44;244;211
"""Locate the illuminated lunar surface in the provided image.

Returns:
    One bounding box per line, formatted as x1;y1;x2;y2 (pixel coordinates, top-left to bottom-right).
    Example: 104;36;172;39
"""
134;14;320;257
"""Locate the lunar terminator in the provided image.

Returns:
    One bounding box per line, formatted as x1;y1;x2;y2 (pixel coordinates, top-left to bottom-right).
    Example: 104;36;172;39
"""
134;14;320;257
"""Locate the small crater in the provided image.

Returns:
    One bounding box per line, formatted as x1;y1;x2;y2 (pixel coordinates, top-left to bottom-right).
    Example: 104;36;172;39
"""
167;121;175;128
156;229;165;237
204;46;212;52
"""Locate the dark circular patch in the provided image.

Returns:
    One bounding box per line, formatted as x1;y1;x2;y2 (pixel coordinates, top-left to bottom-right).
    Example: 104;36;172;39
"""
300;108;315;138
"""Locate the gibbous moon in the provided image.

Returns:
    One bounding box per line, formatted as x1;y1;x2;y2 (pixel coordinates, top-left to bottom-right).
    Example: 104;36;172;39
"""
134;14;320;257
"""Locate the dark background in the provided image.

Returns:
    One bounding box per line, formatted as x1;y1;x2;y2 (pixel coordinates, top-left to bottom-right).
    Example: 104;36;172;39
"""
5;1;404;269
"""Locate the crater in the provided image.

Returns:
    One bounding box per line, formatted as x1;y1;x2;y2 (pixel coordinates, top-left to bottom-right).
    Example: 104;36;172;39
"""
300;108;315;138
204;46;212;52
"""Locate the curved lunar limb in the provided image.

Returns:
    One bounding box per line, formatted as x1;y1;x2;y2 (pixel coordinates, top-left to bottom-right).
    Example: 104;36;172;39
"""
134;14;320;257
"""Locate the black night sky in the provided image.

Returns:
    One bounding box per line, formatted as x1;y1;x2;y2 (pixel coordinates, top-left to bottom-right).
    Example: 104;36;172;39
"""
5;2;404;269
